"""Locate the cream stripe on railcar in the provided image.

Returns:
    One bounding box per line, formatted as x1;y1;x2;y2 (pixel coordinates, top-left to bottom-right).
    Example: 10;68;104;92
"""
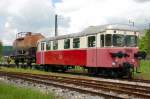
97;33;101;48
58;39;64;50
70;38;73;49
80;36;87;49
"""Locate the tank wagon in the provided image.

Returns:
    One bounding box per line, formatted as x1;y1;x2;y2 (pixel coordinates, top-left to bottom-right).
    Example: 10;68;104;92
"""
12;32;44;66
36;24;146;78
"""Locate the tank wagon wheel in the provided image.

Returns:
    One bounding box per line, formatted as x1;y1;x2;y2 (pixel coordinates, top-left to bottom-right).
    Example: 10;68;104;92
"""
27;60;32;69
15;62;19;68
7;57;11;65
21;58;25;68
14;59;19;68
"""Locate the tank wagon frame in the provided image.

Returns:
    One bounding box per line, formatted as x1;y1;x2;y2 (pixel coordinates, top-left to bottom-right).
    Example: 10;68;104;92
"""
12;32;44;67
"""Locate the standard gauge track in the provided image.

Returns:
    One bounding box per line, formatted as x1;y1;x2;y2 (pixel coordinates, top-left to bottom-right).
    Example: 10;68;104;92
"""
1;64;150;84
0;71;123;99
0;71;150;99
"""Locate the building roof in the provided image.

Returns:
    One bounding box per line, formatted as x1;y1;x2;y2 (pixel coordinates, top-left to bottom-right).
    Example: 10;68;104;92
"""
2;46;14;56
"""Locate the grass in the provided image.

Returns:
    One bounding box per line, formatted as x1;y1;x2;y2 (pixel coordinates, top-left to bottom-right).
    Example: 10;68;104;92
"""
140;60;150;74
0;82;54;99
0;67;50;75
0;60;150;80
0;66;77;77
134;60;150;80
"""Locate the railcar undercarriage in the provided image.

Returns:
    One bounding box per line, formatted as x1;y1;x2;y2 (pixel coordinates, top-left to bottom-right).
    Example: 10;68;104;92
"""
40;63;135;78
11;48;36;68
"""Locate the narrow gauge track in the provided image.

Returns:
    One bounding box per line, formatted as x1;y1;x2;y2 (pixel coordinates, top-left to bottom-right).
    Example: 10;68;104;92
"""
0;63;150;84
0;71;150;99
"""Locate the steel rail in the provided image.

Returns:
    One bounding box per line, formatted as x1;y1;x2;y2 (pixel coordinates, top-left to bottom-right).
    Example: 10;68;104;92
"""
0;71;150;98
1;64;150;84
0;72;124;99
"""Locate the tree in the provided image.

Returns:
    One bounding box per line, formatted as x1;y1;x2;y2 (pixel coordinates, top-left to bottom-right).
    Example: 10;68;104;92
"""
145;29;150;54
0;41;2;59
139;29;150;54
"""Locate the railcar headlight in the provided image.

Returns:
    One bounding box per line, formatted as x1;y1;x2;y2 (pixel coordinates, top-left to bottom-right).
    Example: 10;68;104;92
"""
112;62;116;66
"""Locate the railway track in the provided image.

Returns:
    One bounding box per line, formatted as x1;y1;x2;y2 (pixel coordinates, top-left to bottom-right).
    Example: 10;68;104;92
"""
0;71;122;99
0;64;150;84
0;71;150;99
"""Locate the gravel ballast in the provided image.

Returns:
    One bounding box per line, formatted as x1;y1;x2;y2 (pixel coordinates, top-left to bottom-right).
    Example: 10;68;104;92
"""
0;76;104;99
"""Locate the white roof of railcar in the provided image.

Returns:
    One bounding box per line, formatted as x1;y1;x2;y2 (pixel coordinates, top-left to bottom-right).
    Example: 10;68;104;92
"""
40;24;139;42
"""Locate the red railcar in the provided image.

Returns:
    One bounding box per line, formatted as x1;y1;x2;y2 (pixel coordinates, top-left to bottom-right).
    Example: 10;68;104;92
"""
36;24;145;77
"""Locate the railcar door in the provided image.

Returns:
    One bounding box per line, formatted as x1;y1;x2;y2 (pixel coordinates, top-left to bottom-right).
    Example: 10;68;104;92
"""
86;35;97;67
40;42;46;64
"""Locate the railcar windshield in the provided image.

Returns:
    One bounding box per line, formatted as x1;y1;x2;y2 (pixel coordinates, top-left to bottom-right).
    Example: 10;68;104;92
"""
105;34;112;46
125;35;137;47
103;34;137;47
113;34;125;47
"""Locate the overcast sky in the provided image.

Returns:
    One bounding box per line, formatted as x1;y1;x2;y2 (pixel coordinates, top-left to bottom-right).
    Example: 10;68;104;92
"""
0;0;150;45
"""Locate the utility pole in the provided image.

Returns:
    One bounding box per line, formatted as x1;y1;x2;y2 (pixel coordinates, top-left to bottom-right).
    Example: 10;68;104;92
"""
129;20;134;27
55;14;58;37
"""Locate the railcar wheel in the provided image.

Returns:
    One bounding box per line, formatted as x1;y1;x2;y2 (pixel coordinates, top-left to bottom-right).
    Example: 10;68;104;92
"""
44;65;49;72
123;63;134;79
127;68;134;79
108;70;118;78
61;68;65;72
51;67;58;72
61;66;68;72
87;68;98;76
28;63;32;68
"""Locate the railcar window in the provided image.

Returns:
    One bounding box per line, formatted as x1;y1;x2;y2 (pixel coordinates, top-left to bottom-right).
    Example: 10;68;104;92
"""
64;39;70;49
125;35;137;47
113;34;125;47
53;41;58;50
100;35;104;47
105;34;112;46
73;38;80;48
88;36;96;47
46;41;51;50
41;42;45;51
